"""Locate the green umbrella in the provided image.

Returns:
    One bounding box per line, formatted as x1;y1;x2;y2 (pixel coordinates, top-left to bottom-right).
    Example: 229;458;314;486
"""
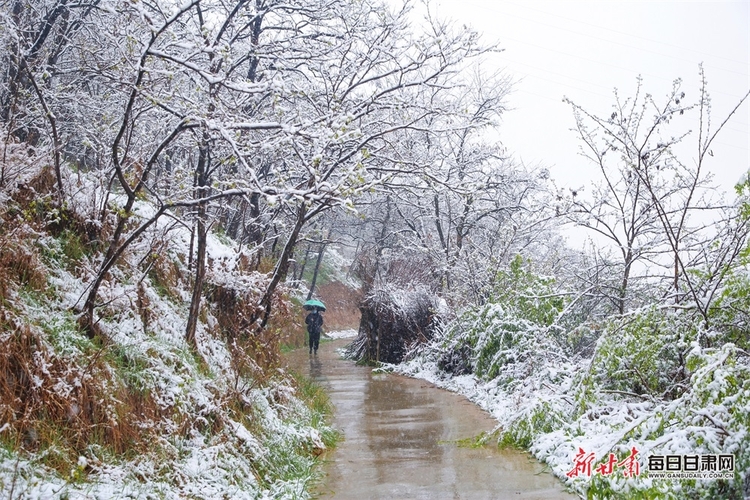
303;299;326;311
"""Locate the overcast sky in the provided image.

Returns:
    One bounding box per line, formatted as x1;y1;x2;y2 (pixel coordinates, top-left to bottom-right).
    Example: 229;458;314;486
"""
431;0;749;195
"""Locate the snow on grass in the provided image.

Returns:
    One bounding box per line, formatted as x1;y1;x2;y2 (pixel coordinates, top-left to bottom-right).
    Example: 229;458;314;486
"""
0;168;333;499
393;306;750;499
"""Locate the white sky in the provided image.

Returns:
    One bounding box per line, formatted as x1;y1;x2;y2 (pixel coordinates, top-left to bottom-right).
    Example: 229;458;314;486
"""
431;0;749;195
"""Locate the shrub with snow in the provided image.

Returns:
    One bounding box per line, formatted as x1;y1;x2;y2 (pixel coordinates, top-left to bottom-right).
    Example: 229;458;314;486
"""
397;278;750;499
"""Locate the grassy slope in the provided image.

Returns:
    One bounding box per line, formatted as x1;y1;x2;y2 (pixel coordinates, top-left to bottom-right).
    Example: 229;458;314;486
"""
0;167;335;499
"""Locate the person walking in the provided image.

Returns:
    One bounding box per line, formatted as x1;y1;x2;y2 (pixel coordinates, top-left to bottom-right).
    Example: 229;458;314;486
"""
305;308;324;355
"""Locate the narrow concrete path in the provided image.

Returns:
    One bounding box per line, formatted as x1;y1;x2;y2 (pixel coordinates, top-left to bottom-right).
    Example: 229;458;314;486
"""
285;338;577;500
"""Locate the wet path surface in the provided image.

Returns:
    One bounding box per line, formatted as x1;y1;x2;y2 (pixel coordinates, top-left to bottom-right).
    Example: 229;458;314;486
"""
285;338;577;499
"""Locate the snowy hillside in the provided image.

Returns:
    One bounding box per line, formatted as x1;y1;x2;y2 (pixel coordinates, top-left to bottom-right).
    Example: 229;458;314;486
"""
0;163;335;499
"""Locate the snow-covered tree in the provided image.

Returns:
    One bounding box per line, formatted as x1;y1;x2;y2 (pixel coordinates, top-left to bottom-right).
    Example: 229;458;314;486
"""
1;0;503;338
564;70;750;318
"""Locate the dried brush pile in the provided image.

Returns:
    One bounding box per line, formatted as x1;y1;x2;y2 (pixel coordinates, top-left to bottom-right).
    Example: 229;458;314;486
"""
346;286;444;364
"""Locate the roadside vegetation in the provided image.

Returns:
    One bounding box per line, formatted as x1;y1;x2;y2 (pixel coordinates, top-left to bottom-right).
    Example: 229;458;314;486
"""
346;73;750;499
0;166;337;497
392;130;749;500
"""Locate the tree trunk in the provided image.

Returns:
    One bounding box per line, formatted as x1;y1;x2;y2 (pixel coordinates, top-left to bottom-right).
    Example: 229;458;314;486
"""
307;241;327;300
673;247;680;303
185;215;207;349
79;187;138;337
255;203;307;331
295;244;311;282
185;140;210;348
619;250;633;315
77;203;167;338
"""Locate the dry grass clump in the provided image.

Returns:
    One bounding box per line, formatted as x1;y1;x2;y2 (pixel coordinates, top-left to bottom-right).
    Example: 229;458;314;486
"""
0;236;48;299
0;172;54;299
210;279;288;377
145;248;187;303
317;281;362;330
1;167;101;283
0;168;167;474
211;284;260;343
11;167;57;208
0;316;163;475
265;288;306;350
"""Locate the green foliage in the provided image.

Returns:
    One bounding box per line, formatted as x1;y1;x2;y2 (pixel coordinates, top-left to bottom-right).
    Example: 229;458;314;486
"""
58;229;87;264
706;173;750;346
436;256;566;383
107;345;154;396
38;229;88;271
571;371;598;418
492;255;565;327
499;400;562;449
460;304;541;382
569;342;750;499
39;309;100;357
289;371;339;450
21;289;102;359
590;308;695;398
584;473;672;500
735;172;750;221
708;269;750;350
453;429;499;449
678;345;750;499
247;374;339;496
24;197;58;224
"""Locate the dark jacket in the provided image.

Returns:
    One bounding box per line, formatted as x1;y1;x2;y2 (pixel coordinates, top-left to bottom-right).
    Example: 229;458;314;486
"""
305;311;323;334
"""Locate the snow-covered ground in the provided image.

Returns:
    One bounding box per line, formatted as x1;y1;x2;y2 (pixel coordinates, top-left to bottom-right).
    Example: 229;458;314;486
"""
325;329;358;339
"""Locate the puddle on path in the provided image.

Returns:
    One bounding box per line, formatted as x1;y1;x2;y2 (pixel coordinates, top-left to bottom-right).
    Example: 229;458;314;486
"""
285;338;577;500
